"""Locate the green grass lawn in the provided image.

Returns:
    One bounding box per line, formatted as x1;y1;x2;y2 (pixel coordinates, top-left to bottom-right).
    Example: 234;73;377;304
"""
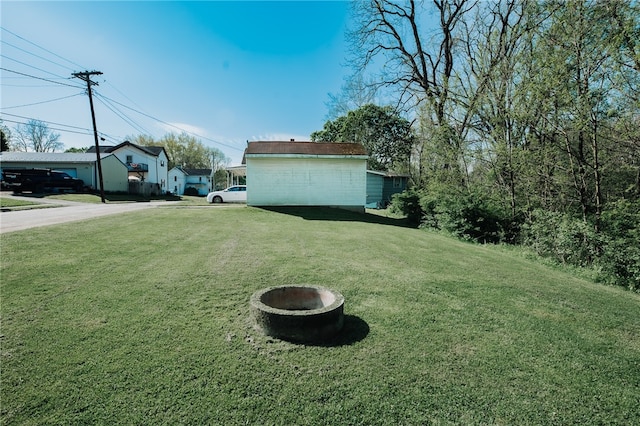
0;196;49;210
1;206;638;425
0;192;207;207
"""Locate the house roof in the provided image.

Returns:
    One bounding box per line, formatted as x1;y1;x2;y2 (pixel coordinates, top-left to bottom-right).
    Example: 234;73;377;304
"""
367;170;411;178
183;168;212;176
0;151;112;163
87;141;167;158
245;141;367;156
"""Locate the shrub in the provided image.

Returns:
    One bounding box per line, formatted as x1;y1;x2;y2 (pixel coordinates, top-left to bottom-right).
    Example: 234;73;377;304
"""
390;187;510;243
521;209;602;266
522;204;639;292
421;189;507;243
598;199;640;292
389;189;423;225
184;186;199;196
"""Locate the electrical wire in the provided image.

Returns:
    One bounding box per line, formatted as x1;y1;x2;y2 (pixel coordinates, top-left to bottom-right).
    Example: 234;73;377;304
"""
0;92;85;110
1;113;126;145
1;112;91;133
1;39;76;74
0;67;83;89
93;93;153;136
0;26;87;71
93;90;245;152
2;28;245;154
0;117;92;136
0;54;77;83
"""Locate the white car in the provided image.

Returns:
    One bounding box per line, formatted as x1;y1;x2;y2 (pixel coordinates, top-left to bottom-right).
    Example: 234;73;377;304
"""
206;185;247;203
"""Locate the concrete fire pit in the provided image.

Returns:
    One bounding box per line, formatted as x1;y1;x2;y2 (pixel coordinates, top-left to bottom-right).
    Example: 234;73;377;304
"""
250;285;344;343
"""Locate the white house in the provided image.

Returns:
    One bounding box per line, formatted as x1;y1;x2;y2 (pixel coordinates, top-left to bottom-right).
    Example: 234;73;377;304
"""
0;151;129;192
88;141;169;193
244;141;368;212
168;167;213;196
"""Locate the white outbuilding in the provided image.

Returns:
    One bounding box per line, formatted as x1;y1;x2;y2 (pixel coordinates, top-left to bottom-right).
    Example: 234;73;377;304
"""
244;141;368;212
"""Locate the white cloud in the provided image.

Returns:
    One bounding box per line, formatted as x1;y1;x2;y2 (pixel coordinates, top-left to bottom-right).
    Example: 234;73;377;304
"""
157;122;209;138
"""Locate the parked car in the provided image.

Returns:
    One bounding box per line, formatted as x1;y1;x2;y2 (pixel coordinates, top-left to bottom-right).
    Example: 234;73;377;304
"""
1;168;85;193
206;185;247;203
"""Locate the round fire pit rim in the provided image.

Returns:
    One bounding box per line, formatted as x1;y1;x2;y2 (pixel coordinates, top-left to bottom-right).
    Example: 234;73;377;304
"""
250;284;344;316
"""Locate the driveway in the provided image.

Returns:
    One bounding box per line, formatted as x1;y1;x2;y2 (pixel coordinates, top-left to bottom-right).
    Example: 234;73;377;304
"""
0;194;172;234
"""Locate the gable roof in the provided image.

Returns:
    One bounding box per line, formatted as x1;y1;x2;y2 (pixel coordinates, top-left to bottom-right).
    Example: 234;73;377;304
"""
87;141;167;158
243;141;367;163
184;168;212;176
367;170;411;178
169;167;213;176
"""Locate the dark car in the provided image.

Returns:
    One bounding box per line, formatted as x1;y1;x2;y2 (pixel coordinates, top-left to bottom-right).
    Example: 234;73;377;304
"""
1;168;85;193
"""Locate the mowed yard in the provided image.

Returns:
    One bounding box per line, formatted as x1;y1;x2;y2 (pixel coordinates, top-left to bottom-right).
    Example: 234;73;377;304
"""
1;206;638;425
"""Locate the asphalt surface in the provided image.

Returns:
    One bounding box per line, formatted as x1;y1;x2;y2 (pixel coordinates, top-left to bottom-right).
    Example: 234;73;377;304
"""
0;194;169;234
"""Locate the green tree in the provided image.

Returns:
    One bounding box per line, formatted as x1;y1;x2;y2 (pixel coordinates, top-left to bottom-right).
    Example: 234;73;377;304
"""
131;132;228;171
311;104;414;171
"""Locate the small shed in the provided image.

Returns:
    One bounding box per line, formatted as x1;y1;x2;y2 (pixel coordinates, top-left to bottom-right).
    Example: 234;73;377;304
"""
366;170;411;208
244;141;368;212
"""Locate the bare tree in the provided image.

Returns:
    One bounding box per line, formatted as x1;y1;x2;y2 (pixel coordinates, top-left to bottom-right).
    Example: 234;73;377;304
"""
350;0;474;120
1;120;11;151
14;119;63;152
349;0;476;186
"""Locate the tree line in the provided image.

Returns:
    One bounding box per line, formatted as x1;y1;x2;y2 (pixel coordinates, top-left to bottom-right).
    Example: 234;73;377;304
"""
318;0;639;291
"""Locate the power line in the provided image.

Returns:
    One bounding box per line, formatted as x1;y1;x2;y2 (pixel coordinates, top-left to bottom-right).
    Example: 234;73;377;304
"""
0;28;245;154
103;80;147;112
0;117;92;136
0;92;85;110
94;93;153;136
1;39;76;74
1;114;124;150
1;112;92;132
0;26;87;71
93;90;245;152
0;54;76;82
0;67;83;89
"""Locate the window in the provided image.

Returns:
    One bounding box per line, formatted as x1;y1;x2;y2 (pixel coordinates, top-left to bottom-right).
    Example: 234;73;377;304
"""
174;176;177;182
199;177;202;182
161;161;165;167
393;177;402;188
126;155;133;163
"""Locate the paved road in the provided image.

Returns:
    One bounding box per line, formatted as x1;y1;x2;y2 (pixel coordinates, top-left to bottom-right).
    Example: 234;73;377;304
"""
0;195;170;234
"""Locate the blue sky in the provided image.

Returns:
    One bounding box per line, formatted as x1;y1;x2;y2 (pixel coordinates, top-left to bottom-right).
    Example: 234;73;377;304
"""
1;1;352;165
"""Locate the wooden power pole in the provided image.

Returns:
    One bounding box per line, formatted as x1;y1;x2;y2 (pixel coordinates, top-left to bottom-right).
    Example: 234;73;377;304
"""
73;70;106;203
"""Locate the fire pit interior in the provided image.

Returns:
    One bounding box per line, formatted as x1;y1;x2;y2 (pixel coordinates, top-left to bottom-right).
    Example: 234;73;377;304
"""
250;285;344;343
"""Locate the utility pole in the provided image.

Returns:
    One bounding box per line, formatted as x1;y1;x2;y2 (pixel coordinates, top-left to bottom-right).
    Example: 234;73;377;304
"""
73;70;106;203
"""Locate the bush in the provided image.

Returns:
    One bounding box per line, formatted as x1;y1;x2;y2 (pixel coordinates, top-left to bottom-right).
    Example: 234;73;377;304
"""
521;210;602;267
184;186;200;196
598;199;640;292
390;187;510;243
389;189;423;225
392;188;639;291
522;203;639;292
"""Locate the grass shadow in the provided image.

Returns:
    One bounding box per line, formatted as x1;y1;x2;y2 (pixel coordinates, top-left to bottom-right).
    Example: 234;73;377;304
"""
304;315;370;347
260;206;415;229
